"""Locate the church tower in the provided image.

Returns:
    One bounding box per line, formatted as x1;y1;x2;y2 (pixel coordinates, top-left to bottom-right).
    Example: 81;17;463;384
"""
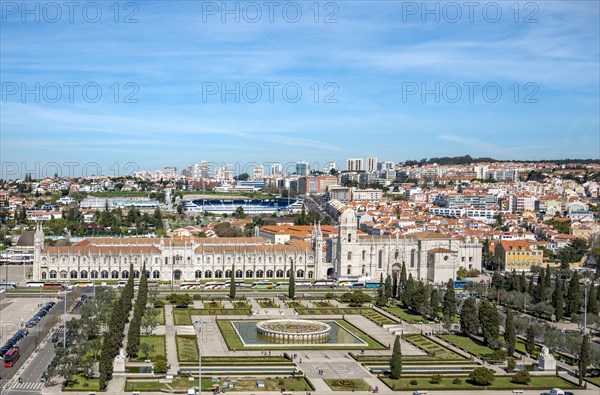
337;208;357;277
33;221;45;280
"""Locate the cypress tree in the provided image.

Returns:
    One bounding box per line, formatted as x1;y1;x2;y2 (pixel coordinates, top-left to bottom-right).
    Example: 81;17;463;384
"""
519;271;527;293
587;285;598;315
288;262;295;299
479;300;500;348
404;274;415;308
525;326;536;356
544;266;552;292
579;335;590;386
400;262;407;292
527;274;536;298
390;335;402;379
392;272;398;299
443;278;457;321
385;274;393;299
553;280;564;322
430;288;440;319
460;297;479;336
229;264;236;299
566;272;582;316
504;308;516;356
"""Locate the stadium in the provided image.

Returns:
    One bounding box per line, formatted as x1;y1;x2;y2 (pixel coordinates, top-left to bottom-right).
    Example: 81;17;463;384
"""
182;197;303;215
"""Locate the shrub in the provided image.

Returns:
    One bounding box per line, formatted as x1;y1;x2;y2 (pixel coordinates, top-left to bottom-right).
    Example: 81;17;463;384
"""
469;367;495;386
154;355;167;373
409;380;418;386
513;370;531;385
154;299;165;308
452;378;462;385
192;294;202;300
507;357;516;372
430;374;442;384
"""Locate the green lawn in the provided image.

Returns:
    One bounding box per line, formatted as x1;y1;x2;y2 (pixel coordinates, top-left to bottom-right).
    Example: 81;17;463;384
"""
404;334;465;360
383;306;428;323
63;375;101;391
324;379;372;391
217;319;386;350
132;335;166;361
176;335;199;362
173;308;251;325
515;338;541;358
439;334;493;358
381;375;577;391
125;377;312;392
585;377;600;387
155;306;165;325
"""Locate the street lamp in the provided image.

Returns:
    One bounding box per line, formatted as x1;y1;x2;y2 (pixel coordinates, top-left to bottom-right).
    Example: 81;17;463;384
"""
583;280;591;336
194;319;203;394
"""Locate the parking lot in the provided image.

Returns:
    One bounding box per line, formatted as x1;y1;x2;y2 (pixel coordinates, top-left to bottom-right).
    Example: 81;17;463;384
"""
0;296;59;344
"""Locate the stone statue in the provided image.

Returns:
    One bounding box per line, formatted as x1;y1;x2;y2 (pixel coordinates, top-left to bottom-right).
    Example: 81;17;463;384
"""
539;346;556;371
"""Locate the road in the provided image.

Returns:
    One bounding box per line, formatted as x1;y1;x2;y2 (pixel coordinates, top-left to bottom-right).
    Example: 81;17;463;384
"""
0;296;70;395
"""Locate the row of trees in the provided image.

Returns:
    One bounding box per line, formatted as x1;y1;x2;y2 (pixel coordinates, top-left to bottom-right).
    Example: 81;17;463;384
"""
126;264;149;357
47;287;116;386
99;265;135;389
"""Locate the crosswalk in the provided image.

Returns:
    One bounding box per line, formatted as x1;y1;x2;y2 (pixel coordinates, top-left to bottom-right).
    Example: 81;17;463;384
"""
11;381;45;391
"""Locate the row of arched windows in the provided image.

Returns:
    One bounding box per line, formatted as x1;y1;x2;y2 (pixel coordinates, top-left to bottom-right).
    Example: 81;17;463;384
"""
192;269;308;279
42;270;160;280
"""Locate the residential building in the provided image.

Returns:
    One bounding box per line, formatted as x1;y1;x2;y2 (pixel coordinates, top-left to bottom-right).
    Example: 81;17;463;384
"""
346;158;364;172
495;240;544;272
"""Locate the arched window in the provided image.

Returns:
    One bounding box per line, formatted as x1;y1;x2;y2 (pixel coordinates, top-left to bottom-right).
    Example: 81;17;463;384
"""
362;265;366;275
362;250;366;260
348;233;352;242
173;270;182;281
91;270;98;279
41;271;47;279
236;270;243;278
204;270;212;279
215;270;223;278
347;251;352;261
286;269;291;278
80;270;88;279
145;270;150;278
70;270;78;279
155;257;159;264
394;250;399;259
298;256;303;263
297;269;304;278
111;270;119;279
346;265;352;275
256;270;264;278
266;270;274;278
165;257;169;265
122;270;129;279
276;270;284;278
378;250;383;269
308;271;313;279
195;270;202;279
410;249;415;268
225;270;232;278
153;270;160;279
49;270;57;279
101;270;109;279
60;270;68;279
134;270;140;279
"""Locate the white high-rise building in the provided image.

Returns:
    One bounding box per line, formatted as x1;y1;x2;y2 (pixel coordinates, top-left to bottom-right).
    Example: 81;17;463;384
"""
325;162;337;172
367;157;378;172
271;163;282;175
296;161;310;176
346;158;364;172
163;166;177;176
253;164;264;179
223;164;234;180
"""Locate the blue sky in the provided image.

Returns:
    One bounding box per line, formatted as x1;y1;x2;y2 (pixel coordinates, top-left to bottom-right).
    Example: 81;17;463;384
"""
1;0;599;177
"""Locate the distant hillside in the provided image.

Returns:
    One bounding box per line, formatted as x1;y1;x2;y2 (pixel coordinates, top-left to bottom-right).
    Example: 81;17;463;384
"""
403;155;600;166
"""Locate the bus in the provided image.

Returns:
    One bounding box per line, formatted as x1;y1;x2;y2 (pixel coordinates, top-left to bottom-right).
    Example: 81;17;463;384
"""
274;282;288;289
364;282;383;289
0;283;17;290
25;281;44;288
225;280;246;288
4;347;20;367
454;280;474;289
251;281;273;289
313;280;335;288
42;283;64;291
180;282;202;290
203;282;226;289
